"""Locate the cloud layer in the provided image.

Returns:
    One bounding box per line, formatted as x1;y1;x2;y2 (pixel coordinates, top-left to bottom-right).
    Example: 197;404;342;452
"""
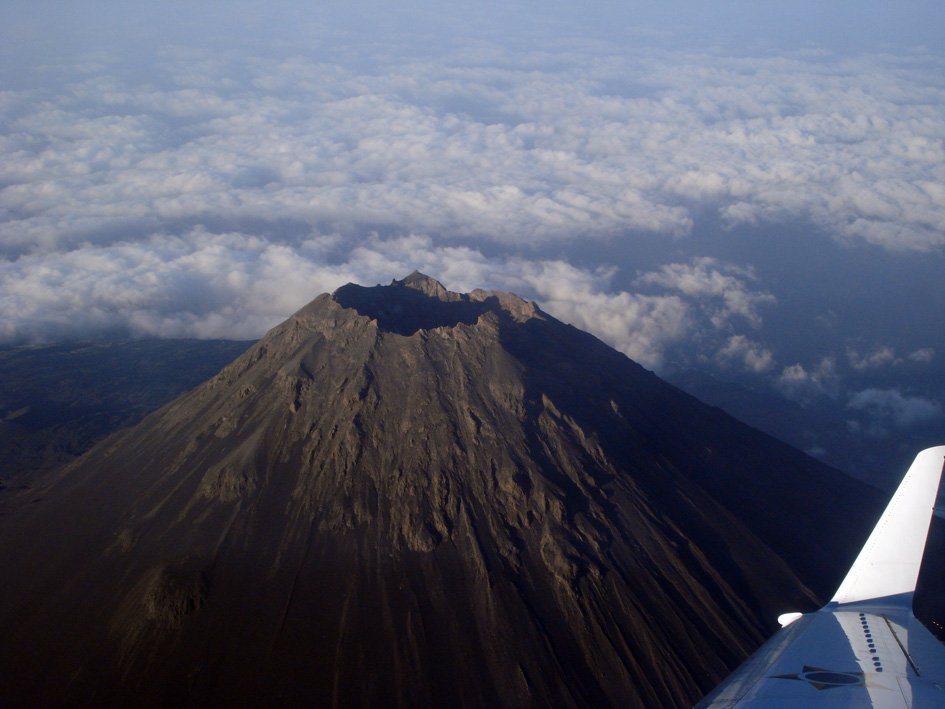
4;228;781;370
2;42;944;263
1;6;943;405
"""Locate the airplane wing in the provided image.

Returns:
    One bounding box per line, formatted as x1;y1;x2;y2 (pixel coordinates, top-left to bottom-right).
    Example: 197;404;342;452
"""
697;445;945;708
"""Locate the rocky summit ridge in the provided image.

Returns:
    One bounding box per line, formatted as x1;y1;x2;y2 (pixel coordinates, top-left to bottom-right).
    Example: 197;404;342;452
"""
0;273;880;707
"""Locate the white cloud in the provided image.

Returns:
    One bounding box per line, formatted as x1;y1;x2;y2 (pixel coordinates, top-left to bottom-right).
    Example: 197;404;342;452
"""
716;335;774;373
847;345;899;370
3;223;789;372
908;347;935;363
847;388;943;430
846;345;938;370
514;262;691;368
0;229;695;368
777;357;837;400
635;257;775;329
1;45;944;261
1;19;943;397
0;229;354;341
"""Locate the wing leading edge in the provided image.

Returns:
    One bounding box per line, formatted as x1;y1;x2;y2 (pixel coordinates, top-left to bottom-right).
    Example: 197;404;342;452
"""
697;445;945;708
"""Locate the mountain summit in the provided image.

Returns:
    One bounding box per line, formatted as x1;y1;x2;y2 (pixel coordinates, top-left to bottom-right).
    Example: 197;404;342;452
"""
0;274;879;706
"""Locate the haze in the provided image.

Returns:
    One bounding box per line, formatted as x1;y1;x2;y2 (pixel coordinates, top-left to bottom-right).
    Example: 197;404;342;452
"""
1;0;943;473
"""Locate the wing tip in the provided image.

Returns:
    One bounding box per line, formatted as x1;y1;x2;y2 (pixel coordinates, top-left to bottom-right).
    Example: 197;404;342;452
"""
830;445;945;606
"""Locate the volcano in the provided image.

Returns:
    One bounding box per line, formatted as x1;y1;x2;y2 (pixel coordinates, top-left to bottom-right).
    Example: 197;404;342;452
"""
0;272;880;706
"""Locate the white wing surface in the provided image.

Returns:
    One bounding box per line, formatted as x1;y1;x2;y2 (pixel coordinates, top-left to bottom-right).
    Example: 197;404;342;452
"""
697;445;945;708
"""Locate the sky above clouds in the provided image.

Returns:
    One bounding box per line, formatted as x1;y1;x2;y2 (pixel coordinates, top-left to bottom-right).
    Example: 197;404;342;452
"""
1;1;943;467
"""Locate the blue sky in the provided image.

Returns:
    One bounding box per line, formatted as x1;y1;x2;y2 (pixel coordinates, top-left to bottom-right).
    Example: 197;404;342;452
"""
1;1;943;463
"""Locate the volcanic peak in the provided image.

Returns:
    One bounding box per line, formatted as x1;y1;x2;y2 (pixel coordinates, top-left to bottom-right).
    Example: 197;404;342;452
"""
396;270;452;298
0;271;885;707
332;271;539;336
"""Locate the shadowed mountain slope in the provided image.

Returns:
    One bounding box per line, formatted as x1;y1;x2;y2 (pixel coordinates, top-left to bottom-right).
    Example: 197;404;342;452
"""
0;339;253;480
0;273;882;707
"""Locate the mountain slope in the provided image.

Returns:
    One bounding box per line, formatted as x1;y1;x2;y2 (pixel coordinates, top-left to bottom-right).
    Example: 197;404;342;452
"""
0;273;881;706
0;338;253;480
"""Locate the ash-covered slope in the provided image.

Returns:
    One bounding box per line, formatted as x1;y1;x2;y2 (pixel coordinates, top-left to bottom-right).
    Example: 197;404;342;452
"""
0;273;880;707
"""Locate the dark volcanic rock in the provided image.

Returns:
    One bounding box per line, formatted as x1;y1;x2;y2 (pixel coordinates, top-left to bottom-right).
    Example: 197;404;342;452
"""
0;273;881;707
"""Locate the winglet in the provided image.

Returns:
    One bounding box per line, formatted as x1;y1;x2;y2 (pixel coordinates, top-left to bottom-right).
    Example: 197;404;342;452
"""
831;445;945;606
